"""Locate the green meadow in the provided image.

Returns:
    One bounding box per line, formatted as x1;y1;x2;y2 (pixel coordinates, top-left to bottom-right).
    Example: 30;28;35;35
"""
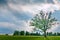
0;35;60;40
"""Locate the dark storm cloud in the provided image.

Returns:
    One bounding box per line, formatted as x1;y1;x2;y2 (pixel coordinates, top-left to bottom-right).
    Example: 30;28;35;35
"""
0;0;54;5
0;27;14;34
12;11;32;20
13;0;30;4
0;0;8;5
11;0;45;4
47;0;54;4
32;0;45;3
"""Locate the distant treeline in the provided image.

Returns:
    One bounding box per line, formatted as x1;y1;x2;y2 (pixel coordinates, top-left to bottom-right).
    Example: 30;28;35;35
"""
47;32;60;36
13;30;60;36
13;30;41;36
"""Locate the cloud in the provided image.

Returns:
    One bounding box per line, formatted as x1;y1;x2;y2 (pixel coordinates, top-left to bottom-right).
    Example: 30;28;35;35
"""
0;0;8;7
53;0;60;4
0;0;7;4
0;7;34;34
8;3;60;16
47;21;60;32
0;0;60;34
0;0;54;6
12;11;32;20
47;0;54;3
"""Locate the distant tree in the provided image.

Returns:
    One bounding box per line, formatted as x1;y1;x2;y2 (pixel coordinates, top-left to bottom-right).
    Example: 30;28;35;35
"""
5;34;8;36
30;33;36;36
35;32;40;36
30;11;57;37
48;32;53;36
53;33;57;36
20;31;25;35
29;32;40;36
47;32;49;36
26;31;30;35
13;30;19;36
57;32;60;36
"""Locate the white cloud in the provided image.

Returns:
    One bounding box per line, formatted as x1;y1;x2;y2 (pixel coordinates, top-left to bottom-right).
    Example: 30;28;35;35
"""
0;0;60;34
47;21;60;32
16;21;34;32
0;22;16;29
8;3;60;16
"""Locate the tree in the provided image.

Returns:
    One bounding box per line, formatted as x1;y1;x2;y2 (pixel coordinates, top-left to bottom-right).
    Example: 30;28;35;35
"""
26;31;30;35
5;34;8;36
20;31;25;35
13;30;20;36
53;33;57;36
30;11;57;37
48;32;52;36
57;32;60;36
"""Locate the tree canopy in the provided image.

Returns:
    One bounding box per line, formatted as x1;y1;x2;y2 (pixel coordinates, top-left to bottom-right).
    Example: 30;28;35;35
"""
30;11;57;37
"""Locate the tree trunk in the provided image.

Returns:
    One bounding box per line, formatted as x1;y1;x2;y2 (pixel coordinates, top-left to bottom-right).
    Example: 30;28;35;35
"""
44;25;47;38
44;30;47;38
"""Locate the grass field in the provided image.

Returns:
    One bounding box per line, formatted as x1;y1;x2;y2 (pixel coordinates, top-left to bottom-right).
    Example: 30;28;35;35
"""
0;35;60;40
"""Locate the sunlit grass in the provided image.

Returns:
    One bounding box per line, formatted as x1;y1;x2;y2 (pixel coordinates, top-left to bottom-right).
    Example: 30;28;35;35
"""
0;35;60;40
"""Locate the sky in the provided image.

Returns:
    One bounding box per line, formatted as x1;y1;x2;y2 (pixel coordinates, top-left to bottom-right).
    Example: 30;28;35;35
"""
0;0;60;34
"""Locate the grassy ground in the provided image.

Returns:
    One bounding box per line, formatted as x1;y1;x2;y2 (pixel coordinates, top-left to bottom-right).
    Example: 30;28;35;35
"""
0;35;60;40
